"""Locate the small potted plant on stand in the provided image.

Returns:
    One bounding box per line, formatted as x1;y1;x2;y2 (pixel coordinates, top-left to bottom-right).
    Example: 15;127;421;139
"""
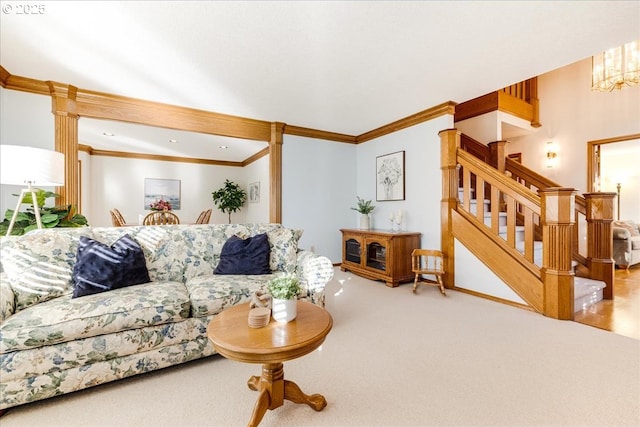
267;274;301;323
350;196;375;230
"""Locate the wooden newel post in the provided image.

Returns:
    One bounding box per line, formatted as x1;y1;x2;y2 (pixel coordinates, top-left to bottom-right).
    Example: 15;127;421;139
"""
540;187;576;320
583;192;616;300
488;140;508;173
439;128;460;289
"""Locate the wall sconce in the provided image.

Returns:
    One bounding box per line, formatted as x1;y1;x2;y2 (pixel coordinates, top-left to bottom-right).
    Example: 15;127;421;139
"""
545;141;557;168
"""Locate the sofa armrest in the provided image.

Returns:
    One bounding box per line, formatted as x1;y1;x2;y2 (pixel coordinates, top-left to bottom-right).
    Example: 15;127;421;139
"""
613;227;631;240
0;273;15;322
296;250;334;307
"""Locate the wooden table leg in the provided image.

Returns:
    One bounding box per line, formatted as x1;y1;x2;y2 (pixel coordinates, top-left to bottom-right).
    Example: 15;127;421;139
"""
247;388;270;427
283;379;327;411
245;362;327;425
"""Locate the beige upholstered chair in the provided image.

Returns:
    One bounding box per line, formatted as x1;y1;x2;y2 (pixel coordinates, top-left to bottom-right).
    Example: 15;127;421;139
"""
143;211;180;225
110;209;126;227
195;209;212;224
411;249;446;296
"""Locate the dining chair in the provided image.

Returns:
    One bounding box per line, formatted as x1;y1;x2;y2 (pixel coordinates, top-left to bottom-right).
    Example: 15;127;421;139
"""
143;211;180;225
411;249;446;296
110;209;126;227
195;209;212;224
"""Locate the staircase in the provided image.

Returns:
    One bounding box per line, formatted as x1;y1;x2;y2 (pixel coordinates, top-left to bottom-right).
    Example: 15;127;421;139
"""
465;188;605;312
439;129;615;320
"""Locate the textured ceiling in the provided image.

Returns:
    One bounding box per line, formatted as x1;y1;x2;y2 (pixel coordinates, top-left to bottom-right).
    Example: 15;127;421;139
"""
1;1;639;160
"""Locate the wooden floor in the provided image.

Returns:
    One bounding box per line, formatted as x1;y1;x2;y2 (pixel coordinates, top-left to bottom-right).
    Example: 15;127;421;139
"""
574;266;640;340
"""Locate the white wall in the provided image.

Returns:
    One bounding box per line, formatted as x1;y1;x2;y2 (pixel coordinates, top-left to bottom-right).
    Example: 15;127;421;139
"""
0;88;56;213
355;117;452;251
85;155;269;227
243;154;270;224
507;58;640;194
282;135;357;261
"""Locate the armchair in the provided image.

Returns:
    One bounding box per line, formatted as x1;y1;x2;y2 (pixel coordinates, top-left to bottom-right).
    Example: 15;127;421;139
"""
612;220;640;269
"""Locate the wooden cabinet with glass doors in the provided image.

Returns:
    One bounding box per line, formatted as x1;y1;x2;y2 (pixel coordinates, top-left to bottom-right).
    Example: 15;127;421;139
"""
340;229;421;287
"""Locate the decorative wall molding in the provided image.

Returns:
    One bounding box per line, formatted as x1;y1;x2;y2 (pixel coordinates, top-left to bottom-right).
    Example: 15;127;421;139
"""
356;101;456;143
284;124;357;143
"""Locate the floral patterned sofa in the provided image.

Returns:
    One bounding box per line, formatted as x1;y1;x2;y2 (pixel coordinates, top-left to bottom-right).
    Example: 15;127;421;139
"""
0;223;333;411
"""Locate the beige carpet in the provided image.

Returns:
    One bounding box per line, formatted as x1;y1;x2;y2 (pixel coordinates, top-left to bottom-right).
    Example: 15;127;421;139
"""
2;268;639;427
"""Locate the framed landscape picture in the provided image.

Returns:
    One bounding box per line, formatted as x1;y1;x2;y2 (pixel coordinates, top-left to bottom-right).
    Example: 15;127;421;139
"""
376;151;405;201
144;178;181;210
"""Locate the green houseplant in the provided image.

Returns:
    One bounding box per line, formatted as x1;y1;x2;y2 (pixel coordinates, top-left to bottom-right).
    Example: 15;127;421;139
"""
0;189;88;236
267;274;301;322
267;274;301;300
211;179;247;223
350;196;376;215
351;196;375;230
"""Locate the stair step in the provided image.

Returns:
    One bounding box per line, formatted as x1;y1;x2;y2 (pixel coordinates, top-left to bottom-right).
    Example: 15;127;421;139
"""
468;199;490;214
515;240;543;266
498;225;525;241
574;277;606;312
483;212;507;227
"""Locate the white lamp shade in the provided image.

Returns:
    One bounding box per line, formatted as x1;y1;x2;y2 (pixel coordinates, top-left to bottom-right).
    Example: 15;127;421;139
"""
0;145;65;186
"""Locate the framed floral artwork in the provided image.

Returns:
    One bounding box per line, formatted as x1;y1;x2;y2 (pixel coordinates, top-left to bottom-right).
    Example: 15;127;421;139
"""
376;151;405;201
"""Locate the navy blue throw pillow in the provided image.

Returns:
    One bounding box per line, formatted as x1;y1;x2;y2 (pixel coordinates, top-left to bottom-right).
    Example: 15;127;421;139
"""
72;234;150;298
214;233;271;275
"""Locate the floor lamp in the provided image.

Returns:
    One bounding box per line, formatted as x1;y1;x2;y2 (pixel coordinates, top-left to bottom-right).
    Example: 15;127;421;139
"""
616;182;621;220
0;145;65;236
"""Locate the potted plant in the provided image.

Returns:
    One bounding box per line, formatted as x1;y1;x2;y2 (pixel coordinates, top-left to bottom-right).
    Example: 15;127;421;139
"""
350;196;375;230
0;189;88;236
211;179;247;223
267;274;301;322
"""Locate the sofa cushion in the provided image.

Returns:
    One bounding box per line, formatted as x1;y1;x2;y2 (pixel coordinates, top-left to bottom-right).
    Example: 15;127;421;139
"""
0;228;94;311
214;233;271;275
631;236;640;250
186;274;276;317
267;227;302;273
0;281;190;353
72;234;151;298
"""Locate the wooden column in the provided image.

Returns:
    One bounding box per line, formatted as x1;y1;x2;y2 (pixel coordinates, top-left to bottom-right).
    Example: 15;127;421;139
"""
439;129;460;289
526;77;541;128
48;82;79;211
583;192;616;299
540;187;576;320
269;122;285;224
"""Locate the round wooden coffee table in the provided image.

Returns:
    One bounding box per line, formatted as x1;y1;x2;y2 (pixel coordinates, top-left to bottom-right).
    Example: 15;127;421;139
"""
207;301;333;427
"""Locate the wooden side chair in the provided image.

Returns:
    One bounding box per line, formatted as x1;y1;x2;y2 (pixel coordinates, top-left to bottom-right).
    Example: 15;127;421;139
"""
143;211;180;225
411;249;446;296
195;209;212;224
110;209;126;227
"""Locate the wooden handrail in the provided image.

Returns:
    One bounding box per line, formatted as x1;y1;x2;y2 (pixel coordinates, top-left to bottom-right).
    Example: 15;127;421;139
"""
459;151;541;211
460;133;489;162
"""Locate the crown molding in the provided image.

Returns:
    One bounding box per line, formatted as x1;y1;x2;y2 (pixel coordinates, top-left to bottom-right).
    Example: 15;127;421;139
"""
356;101;456;143
3;67;457;147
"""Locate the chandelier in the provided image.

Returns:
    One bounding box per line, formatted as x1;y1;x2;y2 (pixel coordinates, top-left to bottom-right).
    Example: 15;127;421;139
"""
591;40;640;91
